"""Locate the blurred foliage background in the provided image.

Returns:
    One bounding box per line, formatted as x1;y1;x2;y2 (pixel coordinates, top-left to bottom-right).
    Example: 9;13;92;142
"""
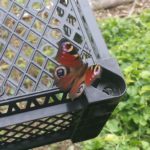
82;9;150;150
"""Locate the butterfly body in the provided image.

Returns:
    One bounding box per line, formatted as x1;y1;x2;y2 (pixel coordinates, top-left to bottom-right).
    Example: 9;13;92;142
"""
54;40;102;100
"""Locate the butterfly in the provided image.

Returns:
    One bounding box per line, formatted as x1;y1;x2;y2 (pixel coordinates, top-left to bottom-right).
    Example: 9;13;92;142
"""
54;39;102;100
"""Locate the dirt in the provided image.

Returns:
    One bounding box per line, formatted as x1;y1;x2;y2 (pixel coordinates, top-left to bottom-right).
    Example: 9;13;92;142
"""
94;0;150;20
33;1;150;150
32;140;81;150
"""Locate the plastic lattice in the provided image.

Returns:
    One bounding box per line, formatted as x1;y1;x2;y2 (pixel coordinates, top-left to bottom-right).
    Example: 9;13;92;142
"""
0;91;69;117
0;112;79;146
0;0;97;103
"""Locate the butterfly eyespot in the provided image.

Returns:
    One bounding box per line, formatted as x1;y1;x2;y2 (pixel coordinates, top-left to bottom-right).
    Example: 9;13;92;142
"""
63;42;73;52
54;66;67;79
94;65;101;76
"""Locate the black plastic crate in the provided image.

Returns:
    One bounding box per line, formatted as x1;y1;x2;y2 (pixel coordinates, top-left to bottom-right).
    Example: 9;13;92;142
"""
0;0;126;149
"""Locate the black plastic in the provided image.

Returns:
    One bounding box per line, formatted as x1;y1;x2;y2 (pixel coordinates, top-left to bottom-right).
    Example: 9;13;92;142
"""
0;0;126;149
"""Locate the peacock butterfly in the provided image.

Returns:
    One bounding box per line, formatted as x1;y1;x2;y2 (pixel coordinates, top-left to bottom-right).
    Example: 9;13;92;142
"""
54;39;102;100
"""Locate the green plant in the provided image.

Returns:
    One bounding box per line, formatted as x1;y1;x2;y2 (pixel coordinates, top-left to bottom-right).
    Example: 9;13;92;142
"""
83;10;150;150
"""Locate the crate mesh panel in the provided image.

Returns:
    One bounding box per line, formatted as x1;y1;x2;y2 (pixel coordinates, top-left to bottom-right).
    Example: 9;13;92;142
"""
0;112;77;146
0;91;69;117
0;0;96;102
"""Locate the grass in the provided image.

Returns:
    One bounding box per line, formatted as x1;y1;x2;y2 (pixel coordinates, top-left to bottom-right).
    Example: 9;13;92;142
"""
83;9;150;150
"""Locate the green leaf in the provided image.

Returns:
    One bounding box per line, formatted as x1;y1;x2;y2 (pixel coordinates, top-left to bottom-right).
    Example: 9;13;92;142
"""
140;85;150;95
141;141;150;149
106;119;121;133
83;9;150;150
140;71;150;79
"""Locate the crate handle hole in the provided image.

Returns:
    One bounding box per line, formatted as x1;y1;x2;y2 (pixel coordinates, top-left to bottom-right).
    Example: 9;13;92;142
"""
60;0;69;6
103;87;114;96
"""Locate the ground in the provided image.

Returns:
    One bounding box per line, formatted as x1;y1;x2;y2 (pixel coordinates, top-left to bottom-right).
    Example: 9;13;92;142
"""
33;1;150;150
94;0;150;19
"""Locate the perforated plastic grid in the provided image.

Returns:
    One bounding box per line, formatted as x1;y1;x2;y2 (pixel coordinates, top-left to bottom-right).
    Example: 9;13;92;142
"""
0;0;98;102
0;111;79;147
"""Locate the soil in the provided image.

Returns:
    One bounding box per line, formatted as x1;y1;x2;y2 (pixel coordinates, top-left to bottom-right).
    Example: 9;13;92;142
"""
94;0;150;20
33;1;150;150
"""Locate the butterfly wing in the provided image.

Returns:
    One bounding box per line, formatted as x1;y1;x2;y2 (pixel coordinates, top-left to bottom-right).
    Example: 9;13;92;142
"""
54;66;76;91
54;64;87;97
56;39;83;68
54;39;85;93
69;76;86;100
54;39;102;100
85;64;102;86
69;65;102;100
